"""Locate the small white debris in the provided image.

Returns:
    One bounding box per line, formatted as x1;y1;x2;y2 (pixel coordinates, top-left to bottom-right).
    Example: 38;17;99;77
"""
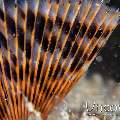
96;3;100;7
24;97;42;120
13;33;16;37
26;102;34;113
5;98;7;101
96;56;103;62
60;110;69;120
48;102;70;120
114;54;118;58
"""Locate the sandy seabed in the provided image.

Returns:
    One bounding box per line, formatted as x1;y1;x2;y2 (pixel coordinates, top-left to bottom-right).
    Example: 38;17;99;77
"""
28;74;120;120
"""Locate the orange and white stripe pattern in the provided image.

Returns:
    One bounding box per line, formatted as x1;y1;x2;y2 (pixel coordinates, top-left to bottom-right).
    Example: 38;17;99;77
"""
0;0;119;119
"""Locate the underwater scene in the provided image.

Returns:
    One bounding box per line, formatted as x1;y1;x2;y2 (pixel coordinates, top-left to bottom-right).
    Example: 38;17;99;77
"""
0;0;119;120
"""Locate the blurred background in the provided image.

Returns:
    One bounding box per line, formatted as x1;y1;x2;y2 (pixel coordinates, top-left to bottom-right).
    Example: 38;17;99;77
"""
88;0;120;83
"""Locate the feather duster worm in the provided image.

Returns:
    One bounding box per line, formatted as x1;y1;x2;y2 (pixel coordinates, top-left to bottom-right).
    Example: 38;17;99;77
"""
0;0;119;119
